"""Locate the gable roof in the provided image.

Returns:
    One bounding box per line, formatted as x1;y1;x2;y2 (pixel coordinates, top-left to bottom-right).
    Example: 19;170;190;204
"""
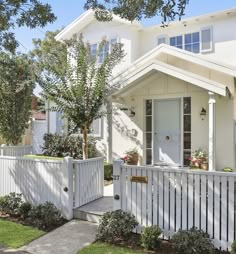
111;44;236;98
56;9;142;41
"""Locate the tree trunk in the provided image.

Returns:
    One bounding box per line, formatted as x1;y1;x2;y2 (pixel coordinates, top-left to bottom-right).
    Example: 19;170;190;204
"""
82;127;88;159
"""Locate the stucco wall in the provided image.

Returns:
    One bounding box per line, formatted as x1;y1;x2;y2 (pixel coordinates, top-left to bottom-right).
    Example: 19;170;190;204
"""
112;73;235;170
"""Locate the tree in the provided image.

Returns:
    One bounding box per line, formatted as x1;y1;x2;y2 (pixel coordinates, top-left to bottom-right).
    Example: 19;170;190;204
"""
0;0;56;52
84;0;189;23
41;35;124;159
31;30;67;85
0;53;36;145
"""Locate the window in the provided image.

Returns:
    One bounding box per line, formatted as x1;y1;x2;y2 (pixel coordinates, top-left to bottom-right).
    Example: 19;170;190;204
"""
91;118;102;137
183;97;191;166
184;32;200;53
169;27;213;53
145;100;152;165
201;27;213;52
90;37;119;64
157;36;167;46
170;35;183;49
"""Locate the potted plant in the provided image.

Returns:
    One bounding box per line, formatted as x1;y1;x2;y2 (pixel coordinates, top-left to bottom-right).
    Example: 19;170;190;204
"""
189;148;208;170
124;148;139;165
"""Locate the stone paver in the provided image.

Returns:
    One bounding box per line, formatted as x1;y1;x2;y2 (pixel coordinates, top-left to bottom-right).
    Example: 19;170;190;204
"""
21;220;97;254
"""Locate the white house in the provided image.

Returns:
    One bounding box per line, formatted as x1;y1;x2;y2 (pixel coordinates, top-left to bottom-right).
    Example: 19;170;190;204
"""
48;8;236;171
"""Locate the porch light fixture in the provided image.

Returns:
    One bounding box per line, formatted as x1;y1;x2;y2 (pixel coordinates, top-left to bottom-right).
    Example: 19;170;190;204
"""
200;107;207;120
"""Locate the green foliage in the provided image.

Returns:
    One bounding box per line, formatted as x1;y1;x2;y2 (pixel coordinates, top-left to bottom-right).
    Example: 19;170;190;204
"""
231;240;236;254
41;34;124;159
141;225;162;251
0;193;23;216
96;210;138;243
31;30;67;87
28;202;64;231
0;53;36;145
171;227;215;254
42;133;98;159
84;0;189;23
104;163;113;180
19;202;32;219
0;0;56;52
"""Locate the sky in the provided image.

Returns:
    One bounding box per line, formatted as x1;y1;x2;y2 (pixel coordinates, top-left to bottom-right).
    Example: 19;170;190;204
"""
15;0;236;53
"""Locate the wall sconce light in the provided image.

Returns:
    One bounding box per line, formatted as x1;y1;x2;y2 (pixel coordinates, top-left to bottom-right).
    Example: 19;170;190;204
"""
200;107;207;120
119;107;135;117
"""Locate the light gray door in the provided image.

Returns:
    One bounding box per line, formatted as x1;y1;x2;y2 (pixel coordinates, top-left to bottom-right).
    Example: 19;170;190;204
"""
154;99;181;165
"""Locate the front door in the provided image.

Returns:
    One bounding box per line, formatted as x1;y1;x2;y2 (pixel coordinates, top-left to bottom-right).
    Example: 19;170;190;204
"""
154;99;181;165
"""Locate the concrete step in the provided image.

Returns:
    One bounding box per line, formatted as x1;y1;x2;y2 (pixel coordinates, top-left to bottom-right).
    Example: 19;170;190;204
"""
73;196;113;223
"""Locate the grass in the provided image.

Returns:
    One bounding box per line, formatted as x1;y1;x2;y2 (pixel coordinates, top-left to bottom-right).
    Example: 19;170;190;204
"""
79;242;144;254
0;219;45;248
24;154;64;160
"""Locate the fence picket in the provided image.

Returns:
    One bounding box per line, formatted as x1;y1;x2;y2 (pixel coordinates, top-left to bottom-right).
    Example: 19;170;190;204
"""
116;163;236;251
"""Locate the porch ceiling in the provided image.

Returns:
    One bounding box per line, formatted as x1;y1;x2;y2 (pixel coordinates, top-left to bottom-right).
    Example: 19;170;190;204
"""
110;44;236;99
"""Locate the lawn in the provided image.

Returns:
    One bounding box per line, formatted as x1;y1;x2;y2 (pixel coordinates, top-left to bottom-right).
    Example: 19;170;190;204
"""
0;219;45;248
79;242;144;254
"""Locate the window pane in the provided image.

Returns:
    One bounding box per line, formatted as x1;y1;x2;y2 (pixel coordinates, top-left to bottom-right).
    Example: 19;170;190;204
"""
177;36;182;45
185;44;192;52
158;37;166;45
201;29;211;51
184;151;191;166
146;133;152;148
193;32;199;42
146;149;152;165
185;33;191;44
184;133;191;149
184;97;191;114
193;43;200;53
170;37;175;46
146;100;152;115
177;45;183;49
146;116;152;132
184;115;191;132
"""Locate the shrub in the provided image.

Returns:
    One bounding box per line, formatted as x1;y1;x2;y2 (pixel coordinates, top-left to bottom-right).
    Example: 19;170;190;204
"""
0;192;23;216
171;227;214;254
42;133;98;159
104;163;113;180
96;210;138;243
28;202;64;230
141;225;162;251
231;241;236;254
19;202;32;219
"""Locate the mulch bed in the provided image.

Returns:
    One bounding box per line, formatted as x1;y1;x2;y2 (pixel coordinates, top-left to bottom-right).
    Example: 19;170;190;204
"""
109;233;230;254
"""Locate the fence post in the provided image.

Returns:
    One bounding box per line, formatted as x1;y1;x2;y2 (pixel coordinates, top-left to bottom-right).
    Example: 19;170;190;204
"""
62;157;74;220
113;159;124;211
1;144;6;156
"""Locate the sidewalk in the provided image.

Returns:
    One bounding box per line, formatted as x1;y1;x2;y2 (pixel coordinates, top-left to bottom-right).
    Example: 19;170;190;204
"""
21;220;97;254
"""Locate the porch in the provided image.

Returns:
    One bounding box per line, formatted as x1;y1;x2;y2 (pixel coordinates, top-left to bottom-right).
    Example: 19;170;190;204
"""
110;45;236;171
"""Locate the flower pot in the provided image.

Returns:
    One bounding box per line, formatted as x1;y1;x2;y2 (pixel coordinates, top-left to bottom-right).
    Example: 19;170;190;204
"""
127;154;139;165
200;163;208;171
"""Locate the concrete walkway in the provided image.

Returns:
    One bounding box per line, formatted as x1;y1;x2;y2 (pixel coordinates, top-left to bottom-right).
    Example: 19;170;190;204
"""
0;245;27;254
21;220;97;254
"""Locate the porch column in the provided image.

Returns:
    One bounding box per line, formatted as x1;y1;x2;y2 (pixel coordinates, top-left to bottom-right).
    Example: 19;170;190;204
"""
208;92;216;171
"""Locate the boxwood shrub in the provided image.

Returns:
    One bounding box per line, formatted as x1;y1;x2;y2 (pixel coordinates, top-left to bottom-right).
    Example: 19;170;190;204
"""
104;163;113;180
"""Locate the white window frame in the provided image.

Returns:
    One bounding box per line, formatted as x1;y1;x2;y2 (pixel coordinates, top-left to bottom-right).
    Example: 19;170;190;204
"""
90;117;103;138
200;26;213;53
169;26;213;54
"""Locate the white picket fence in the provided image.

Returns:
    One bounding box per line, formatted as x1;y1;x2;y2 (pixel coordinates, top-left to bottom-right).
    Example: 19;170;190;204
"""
0;156;104;220
74;157;104;207
113;160;236;251
0;145;32;157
